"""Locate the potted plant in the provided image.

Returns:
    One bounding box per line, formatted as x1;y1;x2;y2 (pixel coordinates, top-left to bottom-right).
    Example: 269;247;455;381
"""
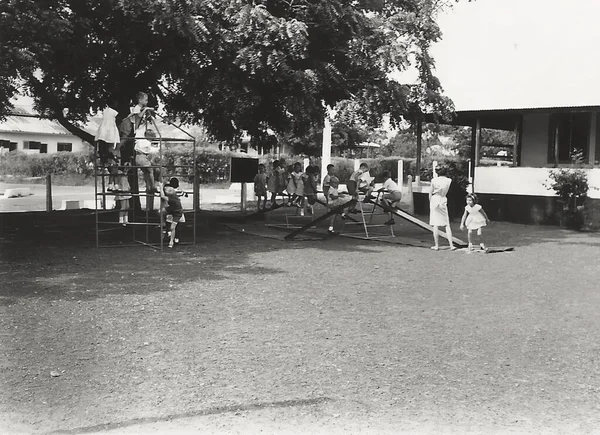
545;160;590;230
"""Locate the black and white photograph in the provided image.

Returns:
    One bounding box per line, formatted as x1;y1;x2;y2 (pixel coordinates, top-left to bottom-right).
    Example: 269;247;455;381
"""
1;0;600;433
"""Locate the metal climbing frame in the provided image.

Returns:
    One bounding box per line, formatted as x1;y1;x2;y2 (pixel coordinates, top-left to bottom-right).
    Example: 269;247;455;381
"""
339;191;396;240
94;113;198;249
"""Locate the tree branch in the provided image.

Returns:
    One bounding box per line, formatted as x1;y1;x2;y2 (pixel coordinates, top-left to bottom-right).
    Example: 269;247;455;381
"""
56;112;95;144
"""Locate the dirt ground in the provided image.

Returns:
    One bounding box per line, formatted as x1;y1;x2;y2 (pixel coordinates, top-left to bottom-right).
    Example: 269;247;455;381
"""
1;212;600;435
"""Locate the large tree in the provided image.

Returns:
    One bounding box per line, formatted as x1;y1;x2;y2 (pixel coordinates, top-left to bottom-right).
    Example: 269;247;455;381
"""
0;0;456;144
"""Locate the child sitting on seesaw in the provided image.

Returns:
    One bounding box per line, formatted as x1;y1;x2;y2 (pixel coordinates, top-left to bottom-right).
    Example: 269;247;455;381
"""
347;162;375;201
378;170;403;226
327;175;352;234
460;193;491;252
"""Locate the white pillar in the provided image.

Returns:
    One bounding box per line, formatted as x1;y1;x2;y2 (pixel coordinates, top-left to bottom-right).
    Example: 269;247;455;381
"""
303;157;310;171
432;160;438;178
397;159;404;184
354;159;360;172
321;111;332;188
589;112;597;165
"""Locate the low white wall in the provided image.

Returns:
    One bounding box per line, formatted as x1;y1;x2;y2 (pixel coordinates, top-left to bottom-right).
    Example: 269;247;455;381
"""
474;166;600;199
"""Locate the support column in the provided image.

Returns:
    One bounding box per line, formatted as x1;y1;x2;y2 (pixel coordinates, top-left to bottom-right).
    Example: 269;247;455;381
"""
415;119;422;184
589;112;597;165
474;118;481;167
513;116;522;167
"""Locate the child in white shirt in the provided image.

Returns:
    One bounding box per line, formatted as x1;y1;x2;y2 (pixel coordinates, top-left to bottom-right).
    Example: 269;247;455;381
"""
379;170;402;225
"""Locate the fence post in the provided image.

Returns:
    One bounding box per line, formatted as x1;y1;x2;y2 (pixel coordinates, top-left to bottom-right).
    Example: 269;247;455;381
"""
46;173;52;212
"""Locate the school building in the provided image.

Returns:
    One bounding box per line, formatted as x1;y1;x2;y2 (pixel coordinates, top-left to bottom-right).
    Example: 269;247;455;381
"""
413;105;600;229
0;106;91;154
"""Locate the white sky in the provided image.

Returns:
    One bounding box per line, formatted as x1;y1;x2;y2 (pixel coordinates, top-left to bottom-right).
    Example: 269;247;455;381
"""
431;0;600;110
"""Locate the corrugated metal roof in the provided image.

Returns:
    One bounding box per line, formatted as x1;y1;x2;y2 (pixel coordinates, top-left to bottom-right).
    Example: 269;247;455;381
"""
0;105;194;140
0;110;74;136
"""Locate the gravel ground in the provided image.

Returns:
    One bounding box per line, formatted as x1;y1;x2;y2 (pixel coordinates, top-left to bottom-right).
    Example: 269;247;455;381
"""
1;218;600;435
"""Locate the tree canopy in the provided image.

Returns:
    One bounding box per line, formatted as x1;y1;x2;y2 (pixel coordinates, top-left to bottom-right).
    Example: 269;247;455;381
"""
0;0;457;145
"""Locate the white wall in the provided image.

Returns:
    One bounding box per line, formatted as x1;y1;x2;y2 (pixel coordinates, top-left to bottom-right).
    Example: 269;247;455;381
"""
0;132;89;154
520;113;550;167
475;166;600;199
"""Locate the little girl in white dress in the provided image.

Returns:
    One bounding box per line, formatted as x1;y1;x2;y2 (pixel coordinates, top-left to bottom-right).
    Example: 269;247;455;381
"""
460;193;491;251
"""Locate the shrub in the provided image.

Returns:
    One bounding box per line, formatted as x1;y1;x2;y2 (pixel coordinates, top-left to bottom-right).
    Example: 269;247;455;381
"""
0;151;95;178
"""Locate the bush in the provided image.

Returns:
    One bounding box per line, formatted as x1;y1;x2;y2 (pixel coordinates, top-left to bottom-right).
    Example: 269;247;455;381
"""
0;151;95;178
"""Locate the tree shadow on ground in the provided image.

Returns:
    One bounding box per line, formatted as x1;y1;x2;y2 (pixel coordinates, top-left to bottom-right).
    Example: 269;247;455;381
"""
1;208;598;306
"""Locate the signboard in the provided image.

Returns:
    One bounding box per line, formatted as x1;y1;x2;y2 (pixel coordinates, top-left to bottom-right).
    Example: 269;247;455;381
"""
230;157;259;183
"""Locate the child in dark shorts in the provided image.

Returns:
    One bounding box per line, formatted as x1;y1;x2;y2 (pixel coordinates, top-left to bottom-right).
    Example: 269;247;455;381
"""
161;178;185;248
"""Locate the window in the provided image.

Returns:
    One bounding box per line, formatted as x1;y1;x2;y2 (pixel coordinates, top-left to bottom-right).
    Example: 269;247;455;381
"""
57;142;72;152
24;141;48;153
548;112;590;164
24;141;40;150
0;140;17;151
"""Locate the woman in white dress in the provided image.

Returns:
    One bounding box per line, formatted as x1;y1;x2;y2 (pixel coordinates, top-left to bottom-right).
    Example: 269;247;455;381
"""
429;166;456;251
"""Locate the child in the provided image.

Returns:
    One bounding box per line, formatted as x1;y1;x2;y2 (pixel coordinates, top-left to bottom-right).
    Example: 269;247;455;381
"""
304;166;319;215
128;92;153;129
288;162;305;211
267;160;280;207
460;193;491;251
134;126;156;193
254;164;268;210
348;163;375;202
95;102;120;167
162;183;185;248
327;176;351;234
322;164;335;200
379;170;403;225
114;163;132;225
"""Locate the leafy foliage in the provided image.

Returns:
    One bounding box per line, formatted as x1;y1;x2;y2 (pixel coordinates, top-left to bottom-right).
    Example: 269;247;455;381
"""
0;0;455;145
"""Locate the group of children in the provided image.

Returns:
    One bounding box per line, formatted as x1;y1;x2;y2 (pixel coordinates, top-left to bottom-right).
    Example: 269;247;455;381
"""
255;160;492;249
95;92;186;247
253;160;320;216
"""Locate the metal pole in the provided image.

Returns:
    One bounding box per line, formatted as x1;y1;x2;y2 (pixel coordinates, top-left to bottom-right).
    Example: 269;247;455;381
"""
46;173;52;212
241;182;247;214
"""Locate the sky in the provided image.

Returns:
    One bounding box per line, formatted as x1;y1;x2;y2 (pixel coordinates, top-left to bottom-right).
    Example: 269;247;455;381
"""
430;0;600;110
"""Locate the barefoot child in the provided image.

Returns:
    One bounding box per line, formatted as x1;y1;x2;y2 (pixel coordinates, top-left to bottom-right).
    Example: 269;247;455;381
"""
162;183;185;248
254;164;268;210
326;176;351;234
304;166;319;215
267;160;281;207
460;193;491;251
115;164;132;225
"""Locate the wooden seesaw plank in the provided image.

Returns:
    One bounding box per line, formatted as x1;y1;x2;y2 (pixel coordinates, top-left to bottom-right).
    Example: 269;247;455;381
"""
284;199;358;240
373;201;467;247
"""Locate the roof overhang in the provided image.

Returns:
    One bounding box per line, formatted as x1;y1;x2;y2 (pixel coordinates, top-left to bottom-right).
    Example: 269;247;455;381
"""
425;105;600;131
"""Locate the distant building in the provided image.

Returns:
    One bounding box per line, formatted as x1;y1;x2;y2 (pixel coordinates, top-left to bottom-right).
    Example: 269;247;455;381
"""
0;106;91;154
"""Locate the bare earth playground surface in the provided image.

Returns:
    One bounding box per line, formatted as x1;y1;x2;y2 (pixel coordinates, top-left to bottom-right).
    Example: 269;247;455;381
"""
1;198;600;434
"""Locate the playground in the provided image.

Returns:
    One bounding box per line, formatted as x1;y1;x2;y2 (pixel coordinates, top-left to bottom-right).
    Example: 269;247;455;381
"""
1;212;600;434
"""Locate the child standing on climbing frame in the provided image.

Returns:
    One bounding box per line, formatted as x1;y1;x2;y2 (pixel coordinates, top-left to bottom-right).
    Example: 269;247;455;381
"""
254;163;268;210
162;183;185;248
115;163;132;225
460;193;491;251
